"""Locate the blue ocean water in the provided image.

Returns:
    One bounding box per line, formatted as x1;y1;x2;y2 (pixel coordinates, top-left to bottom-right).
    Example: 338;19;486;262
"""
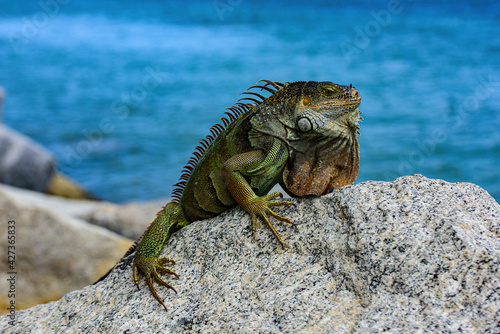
0;0;499;203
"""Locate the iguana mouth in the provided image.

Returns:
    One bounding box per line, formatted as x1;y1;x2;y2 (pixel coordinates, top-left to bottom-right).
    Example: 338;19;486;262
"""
311;99;361;110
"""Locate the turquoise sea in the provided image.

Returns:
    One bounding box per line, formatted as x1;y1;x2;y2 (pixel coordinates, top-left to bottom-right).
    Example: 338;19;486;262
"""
0;0;499;202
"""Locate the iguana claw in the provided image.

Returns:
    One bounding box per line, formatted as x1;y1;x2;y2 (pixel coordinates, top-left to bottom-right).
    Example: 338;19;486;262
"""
248;191;296;247
133;256;178;311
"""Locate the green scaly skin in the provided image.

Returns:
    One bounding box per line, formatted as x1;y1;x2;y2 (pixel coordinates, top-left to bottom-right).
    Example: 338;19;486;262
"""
132;80;362;310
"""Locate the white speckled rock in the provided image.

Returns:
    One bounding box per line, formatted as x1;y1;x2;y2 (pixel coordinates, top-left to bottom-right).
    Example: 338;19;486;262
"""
1;175;499;333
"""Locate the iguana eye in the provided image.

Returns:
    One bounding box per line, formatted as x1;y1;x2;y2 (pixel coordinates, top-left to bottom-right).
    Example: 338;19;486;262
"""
298;117;312;132
319;85;339;98
302;96;311;106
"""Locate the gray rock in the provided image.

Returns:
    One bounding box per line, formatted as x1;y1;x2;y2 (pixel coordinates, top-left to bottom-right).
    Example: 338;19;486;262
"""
82;197;169;239
0;124;56;192
0;183;100;218
0;185;132;314
0;124;96;200
1;175;499;333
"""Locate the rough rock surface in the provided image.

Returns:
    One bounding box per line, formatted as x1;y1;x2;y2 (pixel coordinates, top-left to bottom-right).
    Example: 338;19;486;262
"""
0;185;132;313
1;175;499;333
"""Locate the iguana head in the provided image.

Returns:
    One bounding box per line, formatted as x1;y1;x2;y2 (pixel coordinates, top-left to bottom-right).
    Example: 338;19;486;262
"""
279;81;361;197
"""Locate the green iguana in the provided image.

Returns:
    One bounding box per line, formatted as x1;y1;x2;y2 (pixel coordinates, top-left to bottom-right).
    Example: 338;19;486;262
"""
123;80;361;310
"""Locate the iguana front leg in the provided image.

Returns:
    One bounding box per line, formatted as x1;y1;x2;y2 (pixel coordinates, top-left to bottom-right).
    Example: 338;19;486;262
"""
221;144;295;247
132;202;188;311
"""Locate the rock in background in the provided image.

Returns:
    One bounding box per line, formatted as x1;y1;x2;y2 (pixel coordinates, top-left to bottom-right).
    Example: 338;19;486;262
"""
0;124;56;193
1;175;498;333
0;123;98;200
0;185;132;314
0;184;167;240
0;184;168;315
0;185;170;314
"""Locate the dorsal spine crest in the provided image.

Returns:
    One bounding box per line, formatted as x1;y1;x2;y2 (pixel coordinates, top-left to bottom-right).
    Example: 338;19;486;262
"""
170;79;285;203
